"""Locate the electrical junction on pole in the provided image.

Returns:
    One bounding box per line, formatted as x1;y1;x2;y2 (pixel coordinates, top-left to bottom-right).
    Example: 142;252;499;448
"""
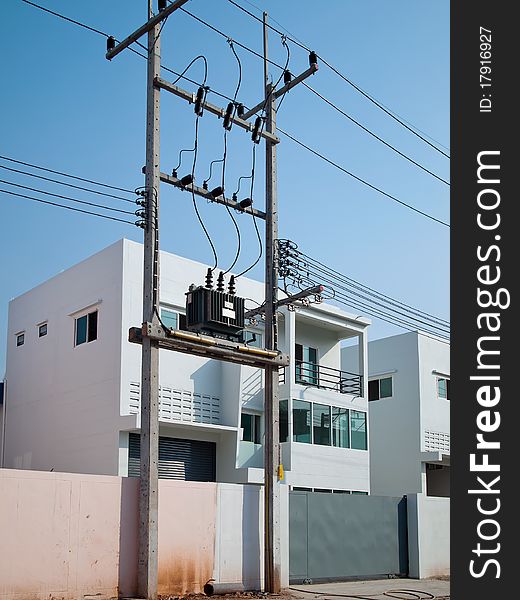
106;0;321;596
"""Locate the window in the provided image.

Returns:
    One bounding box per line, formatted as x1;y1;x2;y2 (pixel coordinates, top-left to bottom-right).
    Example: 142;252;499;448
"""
437;377;451;400
332;407;350;448
295;343;319;385
75;310;98;346
350;410;367;450
351;491;369;495
292;399;312;443
241;413;261;444
279;400;289;442
313;403;331;446
16;332;25;347
38;323;48;337
243;330;263;348
368;376;393;401
160;307;187;331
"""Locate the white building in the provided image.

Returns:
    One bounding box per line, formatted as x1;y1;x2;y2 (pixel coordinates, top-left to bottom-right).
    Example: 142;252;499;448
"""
343;331;450;497
3;239;371;493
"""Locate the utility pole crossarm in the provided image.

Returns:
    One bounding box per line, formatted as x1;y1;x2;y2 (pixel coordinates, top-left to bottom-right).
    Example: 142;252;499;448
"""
154;77;280;144
244;284;324;319
156;171;267;220
242;62;318;121
106;0;190;60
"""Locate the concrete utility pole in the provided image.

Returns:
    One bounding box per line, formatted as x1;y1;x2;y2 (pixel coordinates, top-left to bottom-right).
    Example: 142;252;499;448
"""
262;12;282;594
138;1;161;598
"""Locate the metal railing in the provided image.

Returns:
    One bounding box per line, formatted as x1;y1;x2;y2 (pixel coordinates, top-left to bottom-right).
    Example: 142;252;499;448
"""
294;359;362;396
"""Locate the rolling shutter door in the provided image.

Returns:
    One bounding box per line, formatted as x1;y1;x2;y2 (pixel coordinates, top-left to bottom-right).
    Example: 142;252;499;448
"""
128;433;216;481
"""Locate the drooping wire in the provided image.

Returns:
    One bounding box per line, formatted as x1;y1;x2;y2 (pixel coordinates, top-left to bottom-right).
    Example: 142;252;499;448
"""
190;101;219;272
172;56;209;176
236;144;262;278
221;40;243;275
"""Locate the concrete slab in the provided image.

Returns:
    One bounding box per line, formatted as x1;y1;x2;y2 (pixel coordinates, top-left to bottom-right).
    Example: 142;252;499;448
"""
288;578;450;599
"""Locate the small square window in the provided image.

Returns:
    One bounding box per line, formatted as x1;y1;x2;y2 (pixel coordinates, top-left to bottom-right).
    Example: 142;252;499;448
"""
241;413;261;444
75;310;98;346
38;323;48;337
16;333;25;347
437;377;450;400
368;376;393;401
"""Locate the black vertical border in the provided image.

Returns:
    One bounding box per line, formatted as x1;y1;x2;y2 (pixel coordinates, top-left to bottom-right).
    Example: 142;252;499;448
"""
452;2;515;598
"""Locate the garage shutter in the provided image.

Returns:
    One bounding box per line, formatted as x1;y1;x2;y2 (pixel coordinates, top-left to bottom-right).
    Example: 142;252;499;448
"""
128;433;216;481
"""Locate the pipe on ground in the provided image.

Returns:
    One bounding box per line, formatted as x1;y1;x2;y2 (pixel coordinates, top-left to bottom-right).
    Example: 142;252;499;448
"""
204;582;259;596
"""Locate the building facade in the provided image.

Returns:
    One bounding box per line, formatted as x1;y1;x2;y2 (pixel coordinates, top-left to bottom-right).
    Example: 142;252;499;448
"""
343;331;450;497
3;239;371;493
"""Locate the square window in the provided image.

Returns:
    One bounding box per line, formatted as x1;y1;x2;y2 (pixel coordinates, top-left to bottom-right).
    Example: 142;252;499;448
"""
75;310;98;346
16;333;25;347
437;377;450;400
368;376;393;401
38;323;48;337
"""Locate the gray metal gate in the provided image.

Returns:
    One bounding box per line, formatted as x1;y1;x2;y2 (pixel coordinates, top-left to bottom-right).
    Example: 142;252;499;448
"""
289;491;408;582
128;433;216;481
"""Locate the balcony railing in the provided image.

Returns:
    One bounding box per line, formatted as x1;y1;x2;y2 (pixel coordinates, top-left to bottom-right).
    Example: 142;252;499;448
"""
280;360;362;396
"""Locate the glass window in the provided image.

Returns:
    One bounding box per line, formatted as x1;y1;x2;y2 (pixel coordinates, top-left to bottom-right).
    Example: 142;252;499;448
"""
368;376;393;401
241;413;261;444
437;377;450;400
314;488;332;493
75;315;87;346
16;333;25;347
75;310;97;346
38;323;48;337
160;308;178;330
313;403;331;446
279;400;289;442
243;330;263;348
350;410;367;450
380;377;393;398
352;491;369;495
295;344;319;386
332;407;350;448
292;399;312;443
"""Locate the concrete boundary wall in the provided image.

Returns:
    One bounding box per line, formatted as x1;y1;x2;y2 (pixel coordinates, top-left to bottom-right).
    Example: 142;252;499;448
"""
0;469;289;600
407;493;450;578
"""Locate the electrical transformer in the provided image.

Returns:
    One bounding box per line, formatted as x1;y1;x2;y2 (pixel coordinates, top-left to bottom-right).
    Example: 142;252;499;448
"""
185;285;245;340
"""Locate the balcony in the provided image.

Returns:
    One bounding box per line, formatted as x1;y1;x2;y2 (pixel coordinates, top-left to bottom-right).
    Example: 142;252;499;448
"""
281;360;362;396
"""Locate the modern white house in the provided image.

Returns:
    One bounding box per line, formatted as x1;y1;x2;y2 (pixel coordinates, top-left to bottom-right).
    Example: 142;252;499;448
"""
342;331;450;497
3;238;371;493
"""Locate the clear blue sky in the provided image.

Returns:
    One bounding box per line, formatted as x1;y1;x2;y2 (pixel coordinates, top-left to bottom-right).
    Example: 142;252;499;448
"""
0;0;449;375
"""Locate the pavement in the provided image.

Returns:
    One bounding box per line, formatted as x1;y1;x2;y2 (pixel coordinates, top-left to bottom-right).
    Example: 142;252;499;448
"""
287;578;450;600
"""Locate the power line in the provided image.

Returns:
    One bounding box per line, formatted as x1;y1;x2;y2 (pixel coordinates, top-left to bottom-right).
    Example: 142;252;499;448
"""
0;155;135;194
289;245;450;326
277;128;450;228
302;83;450;186
0;179;136;216
0;164;136;203
1;188;135;225
20;0;449;228
226;0;450;158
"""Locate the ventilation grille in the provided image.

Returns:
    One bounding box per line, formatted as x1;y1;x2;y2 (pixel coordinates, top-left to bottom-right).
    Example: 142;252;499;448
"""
423;430;450;453
128;382;220;425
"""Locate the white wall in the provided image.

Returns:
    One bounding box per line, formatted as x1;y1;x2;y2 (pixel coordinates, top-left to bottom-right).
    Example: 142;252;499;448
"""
344;332;423;496
4;240;126;476
407;493;450;578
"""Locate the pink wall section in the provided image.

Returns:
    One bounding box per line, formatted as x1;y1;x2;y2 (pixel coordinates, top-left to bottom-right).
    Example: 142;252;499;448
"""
0;469;220;600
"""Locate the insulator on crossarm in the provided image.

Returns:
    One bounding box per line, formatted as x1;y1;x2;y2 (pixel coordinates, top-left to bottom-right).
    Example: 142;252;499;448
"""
194;86;205;116
223;102;234;130
251;116;262;143
309;50;318;67
107;36;116;52
283;70;292;85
